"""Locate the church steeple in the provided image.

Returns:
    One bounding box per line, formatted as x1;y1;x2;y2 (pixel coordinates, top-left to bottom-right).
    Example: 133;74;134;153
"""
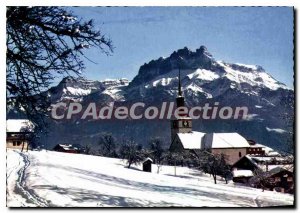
178;68;182;97
170;66;192;149
176;68;185;108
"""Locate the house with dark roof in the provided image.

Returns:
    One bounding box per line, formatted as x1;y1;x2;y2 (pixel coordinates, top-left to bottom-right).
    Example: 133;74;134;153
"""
249;166;294;194
53;144;82;153
6;119;34;151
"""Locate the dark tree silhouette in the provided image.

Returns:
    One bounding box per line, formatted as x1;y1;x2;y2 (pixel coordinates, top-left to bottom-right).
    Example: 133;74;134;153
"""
197;151;231;184
249;169;275;192
119;140;144;169
6;6;113;127
148;137;165;173
98;132;118;158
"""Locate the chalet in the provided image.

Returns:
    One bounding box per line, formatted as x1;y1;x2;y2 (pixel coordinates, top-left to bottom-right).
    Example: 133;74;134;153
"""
231;153;294;193
267;167;294;193
249;166;294;194
232;154;293;172
246;140;265;155
246;139;280;157
53;144;82;153
231;155;259;171
232;170;254;184
6;119;34;151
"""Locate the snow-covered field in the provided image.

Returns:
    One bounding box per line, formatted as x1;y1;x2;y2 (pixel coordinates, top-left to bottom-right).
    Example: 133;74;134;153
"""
6;149;294;207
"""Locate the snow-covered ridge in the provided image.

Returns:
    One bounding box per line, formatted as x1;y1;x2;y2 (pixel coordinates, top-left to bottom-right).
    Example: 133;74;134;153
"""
217;61;290;91
139;59;290;100
234;63;260;70
49;77;129;102
266;127;287;134
187;69;219;81
64;87;92;96
100;78;129;87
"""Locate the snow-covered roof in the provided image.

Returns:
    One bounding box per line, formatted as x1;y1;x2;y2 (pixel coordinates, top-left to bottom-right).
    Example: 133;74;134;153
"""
176;132;250;150
6;119;34;133
143;157;153;163
258;164;293;173
251;156;286;163
258;144;281;156
268;165;293;174
172;116;192;120
203;133;250;149
249;143;265;148
233;170;254;178
177;131;206;149
56;144;79;151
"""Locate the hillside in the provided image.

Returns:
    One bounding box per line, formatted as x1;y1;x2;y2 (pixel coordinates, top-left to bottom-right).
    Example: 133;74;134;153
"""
7;149;294;207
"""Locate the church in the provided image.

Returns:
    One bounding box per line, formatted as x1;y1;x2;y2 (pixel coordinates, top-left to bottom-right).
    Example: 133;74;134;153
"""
169;70;250;165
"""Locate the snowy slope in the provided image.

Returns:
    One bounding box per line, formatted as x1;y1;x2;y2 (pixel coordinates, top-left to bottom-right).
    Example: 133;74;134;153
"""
7;149;294;207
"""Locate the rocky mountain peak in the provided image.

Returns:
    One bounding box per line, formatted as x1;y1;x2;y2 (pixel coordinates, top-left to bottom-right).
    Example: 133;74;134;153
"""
129;45;215;87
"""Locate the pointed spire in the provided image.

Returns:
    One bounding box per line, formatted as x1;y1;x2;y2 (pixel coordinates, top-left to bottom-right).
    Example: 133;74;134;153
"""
178;67;182;97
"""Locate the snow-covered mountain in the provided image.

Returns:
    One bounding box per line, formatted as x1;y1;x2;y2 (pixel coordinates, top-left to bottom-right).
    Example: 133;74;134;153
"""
126;46;291;102
7;46;294;151
46;76;129;102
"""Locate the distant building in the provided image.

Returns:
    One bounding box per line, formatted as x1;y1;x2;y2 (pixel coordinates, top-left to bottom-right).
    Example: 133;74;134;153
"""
53;144;82;153
232;170;254;184
246;140;265;155
267;167;294;193
232;154;293;172
232;153;294;193
249;166;294;194
6;119;34;151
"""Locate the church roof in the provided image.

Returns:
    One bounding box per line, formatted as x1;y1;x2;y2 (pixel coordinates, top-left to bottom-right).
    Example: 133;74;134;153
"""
203;133;250;149
177;131;206;149
176;132;250;150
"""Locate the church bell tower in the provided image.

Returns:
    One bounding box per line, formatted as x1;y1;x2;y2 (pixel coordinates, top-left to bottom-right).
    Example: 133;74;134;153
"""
170;68;192;144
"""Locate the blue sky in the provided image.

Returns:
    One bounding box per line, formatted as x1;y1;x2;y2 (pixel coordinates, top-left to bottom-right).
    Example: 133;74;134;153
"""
67;7;294;87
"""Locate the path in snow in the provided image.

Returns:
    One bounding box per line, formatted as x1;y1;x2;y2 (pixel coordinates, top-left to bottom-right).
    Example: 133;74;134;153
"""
7;150;49;207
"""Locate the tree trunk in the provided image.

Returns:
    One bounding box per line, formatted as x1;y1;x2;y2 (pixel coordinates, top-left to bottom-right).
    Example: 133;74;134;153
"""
21;141;25;152
174;161;177;176
213;174;217;184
